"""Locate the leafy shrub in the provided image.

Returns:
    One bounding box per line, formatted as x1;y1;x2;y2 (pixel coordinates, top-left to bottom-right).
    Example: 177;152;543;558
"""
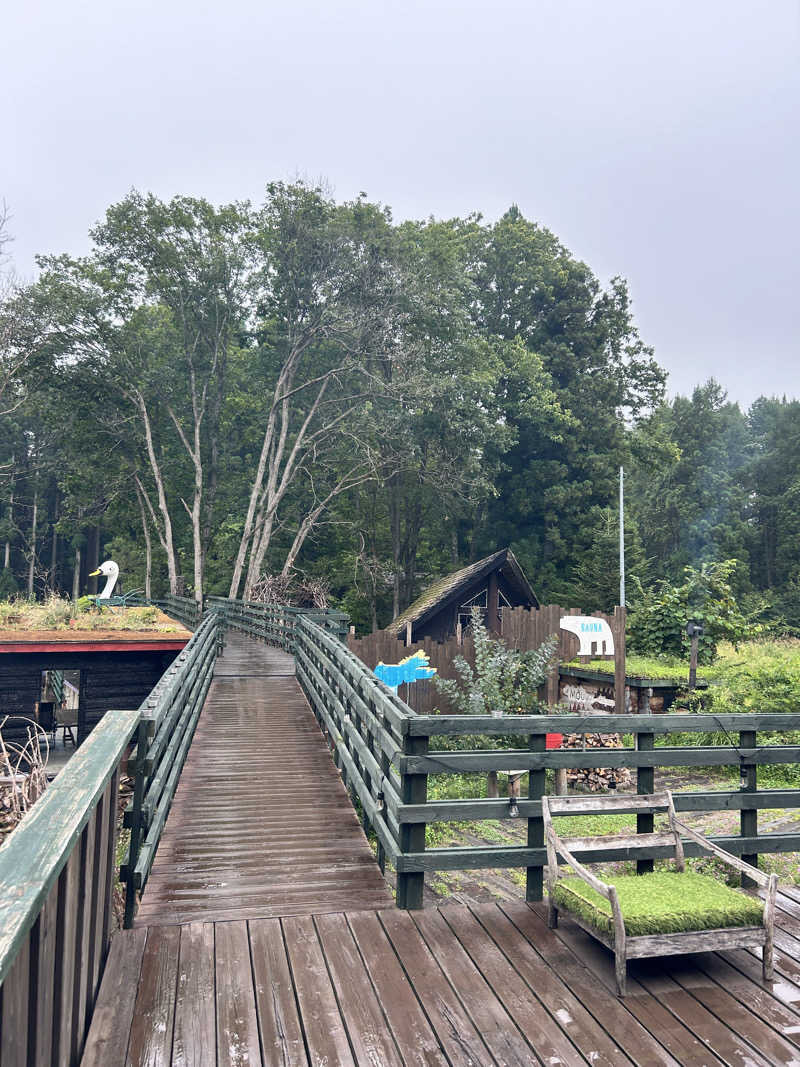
433;607;557;714
628;560;761;663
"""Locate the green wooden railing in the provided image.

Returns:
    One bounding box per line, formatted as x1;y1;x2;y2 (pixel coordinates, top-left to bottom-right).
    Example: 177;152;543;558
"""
152;593;202;630
0;709;140;1066
391;711;800;904
290;613;800;908
207;595;348;649
120;611;222;926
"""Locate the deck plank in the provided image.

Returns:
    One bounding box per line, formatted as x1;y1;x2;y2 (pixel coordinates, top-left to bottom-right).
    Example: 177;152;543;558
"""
125;926;180;1067
378;909;495;1066
346;911;448;1067
248;918;308;1067
471;903;631;1067
440;904;589;1065
412;908;538;1066
282;915;355;1067
215;921;260;1067
89;900;800;1067
314;913;403;1067
81;927;147;1067
172;923;216;1067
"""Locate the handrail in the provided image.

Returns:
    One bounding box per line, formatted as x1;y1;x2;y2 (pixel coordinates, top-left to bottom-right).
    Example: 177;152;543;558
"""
0;708;140;1064
156;593;202;630
156;598;800;914
207;595;349;649
121;611;222;925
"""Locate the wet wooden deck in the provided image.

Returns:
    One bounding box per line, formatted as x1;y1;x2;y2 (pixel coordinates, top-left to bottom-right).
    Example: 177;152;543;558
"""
84;894;800;1066
134;633;392;927
81;632;800;1065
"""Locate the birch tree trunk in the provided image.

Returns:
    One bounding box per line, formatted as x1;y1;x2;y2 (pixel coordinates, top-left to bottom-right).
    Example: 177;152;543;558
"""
134;391;179;594
3;472;13;570
135;483;153;600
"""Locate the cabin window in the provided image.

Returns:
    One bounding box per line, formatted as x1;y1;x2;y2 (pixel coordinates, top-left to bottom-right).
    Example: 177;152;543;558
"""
458;587;512;632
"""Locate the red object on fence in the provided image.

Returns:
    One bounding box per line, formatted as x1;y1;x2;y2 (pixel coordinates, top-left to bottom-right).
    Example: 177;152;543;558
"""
546;733;563;749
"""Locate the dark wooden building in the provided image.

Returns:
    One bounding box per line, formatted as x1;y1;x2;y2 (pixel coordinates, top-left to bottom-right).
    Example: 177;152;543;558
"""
389;548;539;643
0;633;190;745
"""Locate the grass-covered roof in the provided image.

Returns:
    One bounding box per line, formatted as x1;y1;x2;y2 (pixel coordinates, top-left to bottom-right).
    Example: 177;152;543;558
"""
389;548;538;637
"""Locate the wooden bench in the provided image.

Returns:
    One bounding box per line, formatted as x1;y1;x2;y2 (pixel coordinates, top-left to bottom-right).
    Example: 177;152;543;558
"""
541;790;778;996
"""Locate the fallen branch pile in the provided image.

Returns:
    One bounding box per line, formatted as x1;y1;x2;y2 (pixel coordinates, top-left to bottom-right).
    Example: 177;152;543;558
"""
0;717;49;846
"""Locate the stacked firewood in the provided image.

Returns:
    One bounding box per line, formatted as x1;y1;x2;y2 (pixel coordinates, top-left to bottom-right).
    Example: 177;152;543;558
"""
561;732;632;791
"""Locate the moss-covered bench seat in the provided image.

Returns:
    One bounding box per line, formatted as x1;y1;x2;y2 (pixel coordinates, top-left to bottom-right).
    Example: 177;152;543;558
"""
542;790;778;996
552;871;764;937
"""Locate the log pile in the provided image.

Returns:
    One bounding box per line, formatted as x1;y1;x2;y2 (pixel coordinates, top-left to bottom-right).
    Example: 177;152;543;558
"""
561;732;633;791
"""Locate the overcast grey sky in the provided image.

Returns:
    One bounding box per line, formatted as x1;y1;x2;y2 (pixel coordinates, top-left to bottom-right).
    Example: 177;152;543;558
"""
5;1;798;407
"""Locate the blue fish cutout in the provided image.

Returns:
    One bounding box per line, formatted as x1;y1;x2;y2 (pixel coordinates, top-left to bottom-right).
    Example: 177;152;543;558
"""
375;651;436;691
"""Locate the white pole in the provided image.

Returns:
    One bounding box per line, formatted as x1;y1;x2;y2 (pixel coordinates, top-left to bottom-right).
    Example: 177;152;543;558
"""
619;466;626;608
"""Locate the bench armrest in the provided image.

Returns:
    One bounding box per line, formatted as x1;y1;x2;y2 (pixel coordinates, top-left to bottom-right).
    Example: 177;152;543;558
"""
672;818;771;888
546;825;614;899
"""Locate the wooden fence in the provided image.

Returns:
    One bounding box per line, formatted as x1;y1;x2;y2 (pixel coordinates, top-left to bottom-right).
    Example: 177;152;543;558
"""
295;613;800;909
347;604;624;714
0;709;140;1066
154;593;202;630
207;596;349;649
120;611;222;927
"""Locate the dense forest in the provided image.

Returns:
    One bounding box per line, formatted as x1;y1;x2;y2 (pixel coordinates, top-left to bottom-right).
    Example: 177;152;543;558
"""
1;183;798;633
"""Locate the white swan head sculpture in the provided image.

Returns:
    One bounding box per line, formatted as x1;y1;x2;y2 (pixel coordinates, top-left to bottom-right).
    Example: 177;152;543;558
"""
88;560;119;599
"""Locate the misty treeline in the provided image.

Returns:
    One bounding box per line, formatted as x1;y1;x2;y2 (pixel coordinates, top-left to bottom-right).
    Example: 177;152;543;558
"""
0;183;798;632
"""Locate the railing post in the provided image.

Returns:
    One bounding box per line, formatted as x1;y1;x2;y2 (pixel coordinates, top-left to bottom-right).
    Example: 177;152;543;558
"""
740;729;758;884
636;729;655;874
527;730;546;900
124;718;150;929
397;734;428;909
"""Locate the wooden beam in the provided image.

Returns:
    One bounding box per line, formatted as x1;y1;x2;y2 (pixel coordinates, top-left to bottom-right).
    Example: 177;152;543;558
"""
487;572;500;634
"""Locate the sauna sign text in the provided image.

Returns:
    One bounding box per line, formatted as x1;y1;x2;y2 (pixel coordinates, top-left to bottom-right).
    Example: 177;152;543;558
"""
559;616;615;656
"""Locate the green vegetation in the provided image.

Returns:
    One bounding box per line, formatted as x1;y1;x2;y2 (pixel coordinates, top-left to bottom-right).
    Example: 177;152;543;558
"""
627;559;760;664
563;654;708;683
552;871;764;936
569;638;800;720
2;183;797;639
433;607;557;715
702;639;800;716
0;596;181;632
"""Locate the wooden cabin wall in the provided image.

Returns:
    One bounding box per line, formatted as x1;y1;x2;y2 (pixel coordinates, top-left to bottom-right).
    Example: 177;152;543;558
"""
0;649;179;744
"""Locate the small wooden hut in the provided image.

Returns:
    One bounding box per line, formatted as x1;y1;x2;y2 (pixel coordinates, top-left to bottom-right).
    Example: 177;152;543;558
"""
389;548;539;643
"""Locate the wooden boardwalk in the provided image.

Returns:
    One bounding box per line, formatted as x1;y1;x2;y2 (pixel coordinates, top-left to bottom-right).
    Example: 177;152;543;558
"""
80;632;800;1065
84;895;800;1066
134;633;392;927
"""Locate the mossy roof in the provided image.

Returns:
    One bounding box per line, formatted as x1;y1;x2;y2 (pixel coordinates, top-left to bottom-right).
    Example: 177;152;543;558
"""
552;872;764;937
389;548;538;637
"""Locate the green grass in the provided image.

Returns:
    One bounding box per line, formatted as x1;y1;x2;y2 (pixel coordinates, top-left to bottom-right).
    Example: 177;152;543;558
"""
563;654;708;682
552;871;764;936
0;596;182;632
565;639;800;715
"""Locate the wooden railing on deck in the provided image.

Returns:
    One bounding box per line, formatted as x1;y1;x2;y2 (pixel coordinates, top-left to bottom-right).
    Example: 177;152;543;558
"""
155;593;202;630
0;710;139;1066
121;612;222;926
208;596;349;649
289;617;800;911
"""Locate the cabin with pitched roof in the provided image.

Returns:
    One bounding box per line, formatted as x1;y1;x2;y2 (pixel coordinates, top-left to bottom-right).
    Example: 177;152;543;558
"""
389;548;539;643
